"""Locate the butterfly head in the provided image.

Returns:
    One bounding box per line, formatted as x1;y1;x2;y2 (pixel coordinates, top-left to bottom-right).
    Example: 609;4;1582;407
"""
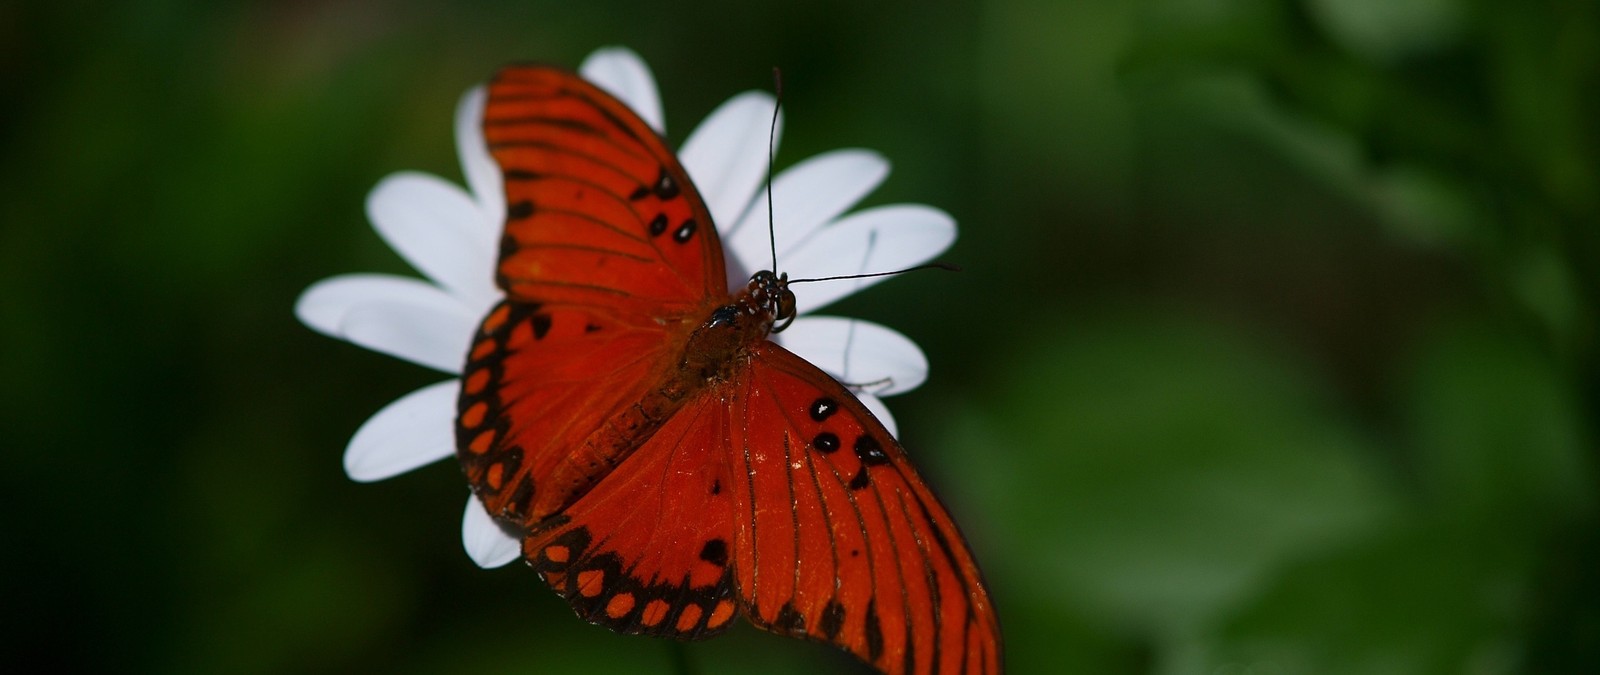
745;270;797;333
704;271;795;336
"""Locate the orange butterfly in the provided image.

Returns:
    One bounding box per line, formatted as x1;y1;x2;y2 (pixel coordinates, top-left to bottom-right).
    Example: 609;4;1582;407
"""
453;65;1001;675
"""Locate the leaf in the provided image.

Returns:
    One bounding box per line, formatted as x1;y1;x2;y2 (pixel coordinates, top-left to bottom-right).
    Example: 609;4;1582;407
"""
1197;519;1531;675
953;312;1398;633
1401;319;1595;530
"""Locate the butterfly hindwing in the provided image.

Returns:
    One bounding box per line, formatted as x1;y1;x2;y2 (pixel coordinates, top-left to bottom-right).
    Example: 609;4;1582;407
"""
484;67;727;313
729;342;1002;675
519;392;742;639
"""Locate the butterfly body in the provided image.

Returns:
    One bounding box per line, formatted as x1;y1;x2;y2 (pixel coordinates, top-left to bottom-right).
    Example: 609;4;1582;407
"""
681;271;796;377
455;65;1000;674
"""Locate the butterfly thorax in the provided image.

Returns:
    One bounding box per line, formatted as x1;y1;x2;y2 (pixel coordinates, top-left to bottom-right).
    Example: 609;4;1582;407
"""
677;271;796;384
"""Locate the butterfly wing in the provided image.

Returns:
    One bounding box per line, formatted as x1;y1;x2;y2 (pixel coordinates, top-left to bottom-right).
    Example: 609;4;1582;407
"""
518;389;743;639
458;300;685;524
484;66;727;313
507;339;1004;675
460;67;729;527
729;341;1001;675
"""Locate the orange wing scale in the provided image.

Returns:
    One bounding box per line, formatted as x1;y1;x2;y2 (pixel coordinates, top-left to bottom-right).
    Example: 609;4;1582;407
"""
519;393;742;639
457;300;682;524
731;342;1001;675
483;67;726;313
456;65;1002;674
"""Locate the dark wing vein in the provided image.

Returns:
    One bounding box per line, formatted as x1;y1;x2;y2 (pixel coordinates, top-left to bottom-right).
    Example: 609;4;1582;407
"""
739;415;763;602
487;139;647;193
536;205;651;244
895;484;942;673
801;427;843;597
483;114;653;163
512;242;655;263
860;460;917;672
783;432;803;618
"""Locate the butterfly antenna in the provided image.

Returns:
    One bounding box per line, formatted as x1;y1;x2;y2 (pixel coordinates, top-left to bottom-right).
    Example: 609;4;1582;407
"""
788;262;961;285
767;66;783;274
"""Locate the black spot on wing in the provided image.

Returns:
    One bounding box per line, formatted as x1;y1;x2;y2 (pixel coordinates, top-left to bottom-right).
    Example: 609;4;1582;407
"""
773;601;806;635
699;539;729;567
813;432;840;454
507;199;534;220
672;219;697;243
854;435;889;466
653;167;680;199
504;476;536;519
864;599;885;662
820;599;847;640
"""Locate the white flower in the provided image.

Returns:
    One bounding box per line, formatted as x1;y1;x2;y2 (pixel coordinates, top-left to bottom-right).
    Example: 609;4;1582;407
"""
295;47;956;569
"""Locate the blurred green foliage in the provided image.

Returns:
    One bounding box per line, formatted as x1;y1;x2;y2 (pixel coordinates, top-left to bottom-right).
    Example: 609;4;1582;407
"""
4;0;1596;673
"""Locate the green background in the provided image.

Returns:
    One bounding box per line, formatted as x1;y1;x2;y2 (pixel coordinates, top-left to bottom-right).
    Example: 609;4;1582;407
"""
6;0;1598;673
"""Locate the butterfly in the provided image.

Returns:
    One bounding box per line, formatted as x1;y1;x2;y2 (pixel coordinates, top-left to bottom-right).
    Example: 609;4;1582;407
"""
454;65;1001;675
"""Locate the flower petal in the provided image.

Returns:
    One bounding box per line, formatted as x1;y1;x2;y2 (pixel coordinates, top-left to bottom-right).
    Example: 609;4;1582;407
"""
680;91;781;231
580;47;664;134
775;316;928;397
297;274;475;338
781;204;956;315
343;379;460;482
724;149;890;284
367;172;500;310
455;86;505;227
857;393;899;437
462;495;523;568
339;292;480;373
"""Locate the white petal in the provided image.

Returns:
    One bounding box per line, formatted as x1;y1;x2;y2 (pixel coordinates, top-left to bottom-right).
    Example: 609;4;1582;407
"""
340;292;480;373
580;47;664;134
680;92;781;231
725;150;889;284
857;393;899;438
297;274;478;338
774;317;928;396
367;172;500;310
462;495;523;568
455;86;505;227
344;380;460;482
782;205;956;314
298;274;482;372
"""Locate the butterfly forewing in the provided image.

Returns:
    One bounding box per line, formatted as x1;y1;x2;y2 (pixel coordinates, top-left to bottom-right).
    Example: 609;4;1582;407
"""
484;66;728;313
457;300;680;524
463;67;731;528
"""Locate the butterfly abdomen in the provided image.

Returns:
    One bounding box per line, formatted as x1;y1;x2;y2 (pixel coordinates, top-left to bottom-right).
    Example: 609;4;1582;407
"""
538;385;691;517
